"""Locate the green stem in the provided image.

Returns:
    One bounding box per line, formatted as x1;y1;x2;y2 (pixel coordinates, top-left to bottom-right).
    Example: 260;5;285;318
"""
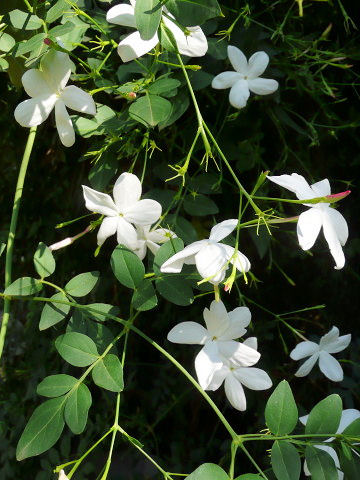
100;394;121;480
238;443;269;480
229;441;238;480
0;126;37;361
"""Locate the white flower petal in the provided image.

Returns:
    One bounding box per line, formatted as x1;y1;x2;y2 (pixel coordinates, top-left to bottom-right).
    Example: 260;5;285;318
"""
133;239;147;260
203;300;229;337
338;409;360;433
220;307;251;340
319;326;339;348
97;216;118;246
290;341;319;360
160;241;205;273
195;342;223;390
106;3;136;27
116;216;138;249
243;337;258;350
267;173;315;200
322;209;346;269
113;172;142;209
218;340;260;367
61;86;96;115
222;245;251;273
117;31;158;62
82;185;118;217
147;228;176;244
54;100;75;147
294;353;319;377
21;69;51;97
211;72;242;90
247;51;269;79
297;208;323;250
227;45;248;74
319;351;343;381
41;50;71;92
229;80;250;109
233;367;272;390
209;219;238;242
167;321;209;345
124;199;162;225
311;179;331;197
164;18;208;57
322;333;351;354
145;240;159;256
326;208;349;246
206;364;229;391
247;78;278;95
14;94;57;127
224;374;247;411
195;242;228;284
59;470;69;480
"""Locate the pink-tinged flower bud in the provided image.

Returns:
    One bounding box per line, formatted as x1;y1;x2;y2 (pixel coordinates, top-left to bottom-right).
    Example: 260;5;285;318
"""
49;238;72;251
43;38;52;46
127;92;136;99
326;190;351;201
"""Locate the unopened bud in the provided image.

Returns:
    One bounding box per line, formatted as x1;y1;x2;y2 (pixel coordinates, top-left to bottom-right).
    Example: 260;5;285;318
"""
44;38;52;46
127;92;136;99
49;238;72;251
326;190;351;202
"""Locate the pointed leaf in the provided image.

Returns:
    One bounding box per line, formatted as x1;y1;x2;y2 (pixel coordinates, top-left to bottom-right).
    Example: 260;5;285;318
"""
37;374;78;398
305;445;338;480
165;0;222;26
265;380;298;435
186;463;229;480
271;441;301;480
110;245;145;289
64;271;100;297
33;242;56;278
153;237;184;275
92;354;124;392
5;277;42;296
155;277;193;306
16;397;65;460
129;95;172;127
305;394;342;436
39;293;70;330
135;0;162;41
132;279;158;311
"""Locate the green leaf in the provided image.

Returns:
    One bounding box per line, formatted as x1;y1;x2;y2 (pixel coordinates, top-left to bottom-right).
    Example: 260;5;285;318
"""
16;397;65;460
305;394;342;436
14;33;47;57
64;383;92;434
48;21;75;38
82;303;120;322
64;271;100;297
165;215;198;244
265;380;298;435
148;77;181;95
183;194;219;216
271;441;301;480
33;242;56;278
45;0;68;23
153;237;184;275
129;95;172;127
342;417;360;437
158;22;178;53
92;354;124;392
37;374;78;398
55;332;99;367
111;245;145;289
235;475;263;480
132;279;158;311
305;445;338;480
0;243;5;256
159;91;190;130
88;152;118;191
0;32;15;52
165;0;222;26
135;0;162;41
339;446;360;478
39;293;70;330
155;277;193;306
186;463;229;480
4;277;42;296
9;9;43;30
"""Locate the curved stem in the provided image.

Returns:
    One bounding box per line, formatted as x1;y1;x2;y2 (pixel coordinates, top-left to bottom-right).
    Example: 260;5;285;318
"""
0;126;37;361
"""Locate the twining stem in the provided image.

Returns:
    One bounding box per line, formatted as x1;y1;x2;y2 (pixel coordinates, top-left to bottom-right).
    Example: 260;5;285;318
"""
0;126;37;361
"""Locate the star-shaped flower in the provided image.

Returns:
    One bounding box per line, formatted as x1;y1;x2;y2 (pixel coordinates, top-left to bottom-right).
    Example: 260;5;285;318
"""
133;225;177;260
14;50;96;147
300;408;360;479
290;326;351;381
160;219;250;285
106;0;208;63
268;173;349;269
206;337;272;411
211;45;279;109
82;172;162;249
167;300;259;390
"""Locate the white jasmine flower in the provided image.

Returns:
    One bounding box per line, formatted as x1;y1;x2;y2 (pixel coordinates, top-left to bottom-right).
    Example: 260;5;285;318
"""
82;172;162;249
290;326;351;381
133;225;177;260
212;45;279;109
160;219;250;285
106;0;208;62
267;173;349;269
168;300;259;389
14;50;96;147
300;408;360;479
59;470;69;480
207;337;272;411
